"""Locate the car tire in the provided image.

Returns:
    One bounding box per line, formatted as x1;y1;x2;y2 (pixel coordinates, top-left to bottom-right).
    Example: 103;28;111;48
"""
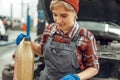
2;64;14;80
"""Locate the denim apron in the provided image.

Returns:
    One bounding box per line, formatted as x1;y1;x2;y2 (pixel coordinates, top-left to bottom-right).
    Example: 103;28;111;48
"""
40;26;81;80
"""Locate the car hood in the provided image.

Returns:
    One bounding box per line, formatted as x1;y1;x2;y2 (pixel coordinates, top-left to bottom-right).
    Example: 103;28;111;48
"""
109;28;120;35
40;0;120;44
78;21;120;44
40;0;120;25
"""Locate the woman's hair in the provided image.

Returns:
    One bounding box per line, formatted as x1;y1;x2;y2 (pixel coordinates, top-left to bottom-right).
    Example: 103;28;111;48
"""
50;0;75;12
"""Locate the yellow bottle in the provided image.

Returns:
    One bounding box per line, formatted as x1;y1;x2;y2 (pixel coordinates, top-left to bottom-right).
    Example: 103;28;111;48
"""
14;37;34;80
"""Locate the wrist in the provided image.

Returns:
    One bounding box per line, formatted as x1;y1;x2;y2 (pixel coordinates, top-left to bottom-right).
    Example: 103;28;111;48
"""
72;74;80;80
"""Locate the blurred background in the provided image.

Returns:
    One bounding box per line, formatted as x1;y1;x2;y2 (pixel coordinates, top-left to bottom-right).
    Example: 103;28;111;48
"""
0;0;39;30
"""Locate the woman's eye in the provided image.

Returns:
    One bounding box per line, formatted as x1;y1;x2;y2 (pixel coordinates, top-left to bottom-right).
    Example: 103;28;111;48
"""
52;13;68;18
61;15;67;18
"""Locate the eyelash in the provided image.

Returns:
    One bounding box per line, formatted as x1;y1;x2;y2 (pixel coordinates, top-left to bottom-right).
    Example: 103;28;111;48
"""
53;14;67;18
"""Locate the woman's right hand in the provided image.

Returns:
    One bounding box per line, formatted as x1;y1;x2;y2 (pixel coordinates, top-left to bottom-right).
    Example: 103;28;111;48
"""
16;33;27;45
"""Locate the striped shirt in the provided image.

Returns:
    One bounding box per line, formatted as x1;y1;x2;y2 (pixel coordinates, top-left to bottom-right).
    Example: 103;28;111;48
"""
40;22;99;70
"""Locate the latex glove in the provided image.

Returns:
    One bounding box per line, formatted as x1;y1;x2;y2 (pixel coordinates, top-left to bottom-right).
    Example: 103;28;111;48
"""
61;74;80;80
16;33;30;45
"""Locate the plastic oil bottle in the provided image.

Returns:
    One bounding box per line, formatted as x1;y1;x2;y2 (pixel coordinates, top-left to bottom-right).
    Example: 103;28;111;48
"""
13;37;34;80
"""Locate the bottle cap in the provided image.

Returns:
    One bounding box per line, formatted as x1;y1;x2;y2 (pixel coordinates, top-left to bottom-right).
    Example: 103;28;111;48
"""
24;36;31;41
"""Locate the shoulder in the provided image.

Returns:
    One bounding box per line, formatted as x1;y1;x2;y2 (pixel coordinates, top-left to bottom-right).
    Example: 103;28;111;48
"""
40;23;56;45
43;23;56;35
79;28;95;40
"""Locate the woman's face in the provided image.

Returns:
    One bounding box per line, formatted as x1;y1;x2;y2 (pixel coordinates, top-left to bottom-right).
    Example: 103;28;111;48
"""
52;6;77;33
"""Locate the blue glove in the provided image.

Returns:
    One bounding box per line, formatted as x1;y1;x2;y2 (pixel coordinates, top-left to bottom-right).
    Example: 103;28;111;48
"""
16;33;30;45
61;74;80;80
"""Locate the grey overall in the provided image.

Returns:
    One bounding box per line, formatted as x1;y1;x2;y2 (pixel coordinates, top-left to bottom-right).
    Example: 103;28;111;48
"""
40;27;81;80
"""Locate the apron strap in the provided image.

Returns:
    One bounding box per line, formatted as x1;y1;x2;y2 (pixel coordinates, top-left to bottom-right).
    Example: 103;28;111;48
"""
72;25;81;42
49;23;56;38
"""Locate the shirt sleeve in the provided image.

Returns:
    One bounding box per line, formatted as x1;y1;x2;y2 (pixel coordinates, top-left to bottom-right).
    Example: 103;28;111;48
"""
83;33;99;70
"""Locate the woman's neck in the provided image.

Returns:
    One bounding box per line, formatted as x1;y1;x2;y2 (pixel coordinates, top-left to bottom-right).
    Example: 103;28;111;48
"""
62;26;73;34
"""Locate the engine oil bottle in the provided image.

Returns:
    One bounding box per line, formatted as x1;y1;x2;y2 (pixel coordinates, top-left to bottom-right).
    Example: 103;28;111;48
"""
13;37;34;80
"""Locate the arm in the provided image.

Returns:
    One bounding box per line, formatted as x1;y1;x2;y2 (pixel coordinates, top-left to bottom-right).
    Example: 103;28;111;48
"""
31;41;43;56
77;67;98;80
31;24;53;56
77;33;99;80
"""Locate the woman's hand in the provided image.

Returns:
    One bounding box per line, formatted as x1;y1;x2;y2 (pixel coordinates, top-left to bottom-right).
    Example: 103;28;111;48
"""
16;33;30;45
61;74;80;80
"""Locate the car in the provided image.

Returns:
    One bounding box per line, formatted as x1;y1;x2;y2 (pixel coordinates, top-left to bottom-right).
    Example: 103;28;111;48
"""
5;17;14;29
0;19;6;35
12;19;22;30
0;19;8;41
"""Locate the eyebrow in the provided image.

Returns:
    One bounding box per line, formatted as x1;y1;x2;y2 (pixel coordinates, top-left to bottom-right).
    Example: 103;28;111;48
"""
52;12;68;15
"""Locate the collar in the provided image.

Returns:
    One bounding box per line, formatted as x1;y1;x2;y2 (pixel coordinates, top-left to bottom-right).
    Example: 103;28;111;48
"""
55;21;79;39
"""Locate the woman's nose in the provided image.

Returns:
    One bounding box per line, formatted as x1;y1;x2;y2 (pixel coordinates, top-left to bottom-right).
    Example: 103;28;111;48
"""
55;17;62;23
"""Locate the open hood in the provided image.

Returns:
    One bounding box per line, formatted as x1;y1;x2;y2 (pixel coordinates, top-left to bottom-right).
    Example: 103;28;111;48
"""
40;0;120;25
38;0;120;45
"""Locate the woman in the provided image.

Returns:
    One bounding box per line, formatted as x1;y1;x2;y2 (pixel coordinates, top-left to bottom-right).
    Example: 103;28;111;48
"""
16;0;99;80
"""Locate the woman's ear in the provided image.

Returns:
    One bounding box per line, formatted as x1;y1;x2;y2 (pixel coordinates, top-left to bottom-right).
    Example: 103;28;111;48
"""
74;12;78;20
75;16;78;19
